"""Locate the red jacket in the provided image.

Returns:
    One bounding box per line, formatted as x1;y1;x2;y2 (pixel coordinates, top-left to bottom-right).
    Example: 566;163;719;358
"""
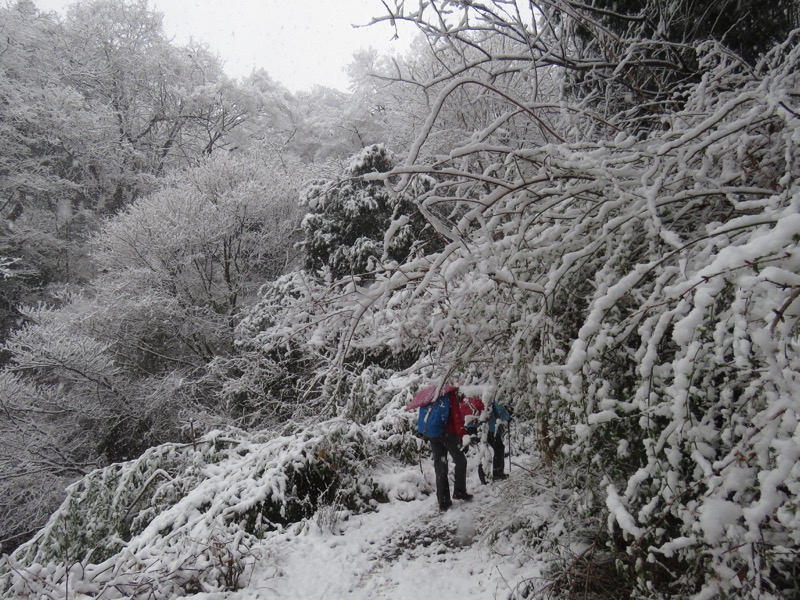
444;391;467;436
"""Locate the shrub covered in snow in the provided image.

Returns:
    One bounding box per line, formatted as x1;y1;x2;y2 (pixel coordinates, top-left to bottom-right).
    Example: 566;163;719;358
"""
0;419;394;598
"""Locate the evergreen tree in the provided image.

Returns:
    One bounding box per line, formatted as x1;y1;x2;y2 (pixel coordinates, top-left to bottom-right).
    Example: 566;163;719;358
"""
302;144;433;281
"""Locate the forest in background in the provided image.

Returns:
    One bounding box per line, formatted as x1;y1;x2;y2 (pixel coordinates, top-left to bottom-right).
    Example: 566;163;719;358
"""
0;0;399;549
2;0;800;598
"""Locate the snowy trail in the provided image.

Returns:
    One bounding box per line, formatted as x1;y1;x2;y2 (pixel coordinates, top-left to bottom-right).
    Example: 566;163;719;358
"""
213;466;529;600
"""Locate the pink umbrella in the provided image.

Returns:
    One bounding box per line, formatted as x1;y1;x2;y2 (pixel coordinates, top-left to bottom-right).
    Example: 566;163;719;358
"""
405;384;458;411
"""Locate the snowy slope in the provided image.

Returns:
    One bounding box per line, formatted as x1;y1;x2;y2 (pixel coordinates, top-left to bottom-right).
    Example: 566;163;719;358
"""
1;418;555;600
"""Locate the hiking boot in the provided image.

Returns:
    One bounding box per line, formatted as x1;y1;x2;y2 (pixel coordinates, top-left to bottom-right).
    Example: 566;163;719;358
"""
493;473;508;480
439;500;453;511
453;491;473;501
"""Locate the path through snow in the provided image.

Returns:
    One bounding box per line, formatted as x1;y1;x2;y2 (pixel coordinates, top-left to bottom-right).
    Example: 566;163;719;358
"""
181;460;537;599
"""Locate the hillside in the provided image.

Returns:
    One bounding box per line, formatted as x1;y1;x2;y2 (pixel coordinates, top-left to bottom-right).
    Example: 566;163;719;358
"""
1;394;571;599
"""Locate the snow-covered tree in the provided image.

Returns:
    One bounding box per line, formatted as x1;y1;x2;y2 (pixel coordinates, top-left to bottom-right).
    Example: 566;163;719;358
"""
59;0;249;208
0;0;265;348
93;148;303;324
0;147;304;552
302;144;436;282
0;369;98;554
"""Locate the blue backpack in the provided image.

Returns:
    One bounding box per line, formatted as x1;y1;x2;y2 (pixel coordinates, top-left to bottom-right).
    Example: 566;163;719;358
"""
417;392;451;438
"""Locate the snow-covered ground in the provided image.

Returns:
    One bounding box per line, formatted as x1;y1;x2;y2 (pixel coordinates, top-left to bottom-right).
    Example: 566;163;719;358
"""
180;455;538;600
2;419;556;600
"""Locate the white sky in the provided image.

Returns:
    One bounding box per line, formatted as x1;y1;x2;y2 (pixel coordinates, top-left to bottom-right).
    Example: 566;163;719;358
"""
32;0;417;92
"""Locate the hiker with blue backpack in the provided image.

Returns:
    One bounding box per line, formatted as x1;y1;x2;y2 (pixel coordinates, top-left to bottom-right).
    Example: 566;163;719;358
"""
413;385;473;511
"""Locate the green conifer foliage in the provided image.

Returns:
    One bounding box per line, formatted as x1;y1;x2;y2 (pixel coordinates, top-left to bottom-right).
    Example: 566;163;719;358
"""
302;144;430;281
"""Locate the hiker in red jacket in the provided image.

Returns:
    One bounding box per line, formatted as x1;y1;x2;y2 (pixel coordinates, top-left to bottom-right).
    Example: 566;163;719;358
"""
430;389;473;511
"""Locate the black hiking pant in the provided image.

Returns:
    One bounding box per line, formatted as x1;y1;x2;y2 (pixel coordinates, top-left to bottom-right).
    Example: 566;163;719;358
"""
489;426;506;476
430;432;467;507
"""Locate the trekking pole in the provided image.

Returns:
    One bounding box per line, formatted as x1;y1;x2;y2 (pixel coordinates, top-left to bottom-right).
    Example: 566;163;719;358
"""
507;418;512;476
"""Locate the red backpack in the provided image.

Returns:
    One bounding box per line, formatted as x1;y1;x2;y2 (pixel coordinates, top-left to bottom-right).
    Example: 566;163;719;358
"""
461;396;485;432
